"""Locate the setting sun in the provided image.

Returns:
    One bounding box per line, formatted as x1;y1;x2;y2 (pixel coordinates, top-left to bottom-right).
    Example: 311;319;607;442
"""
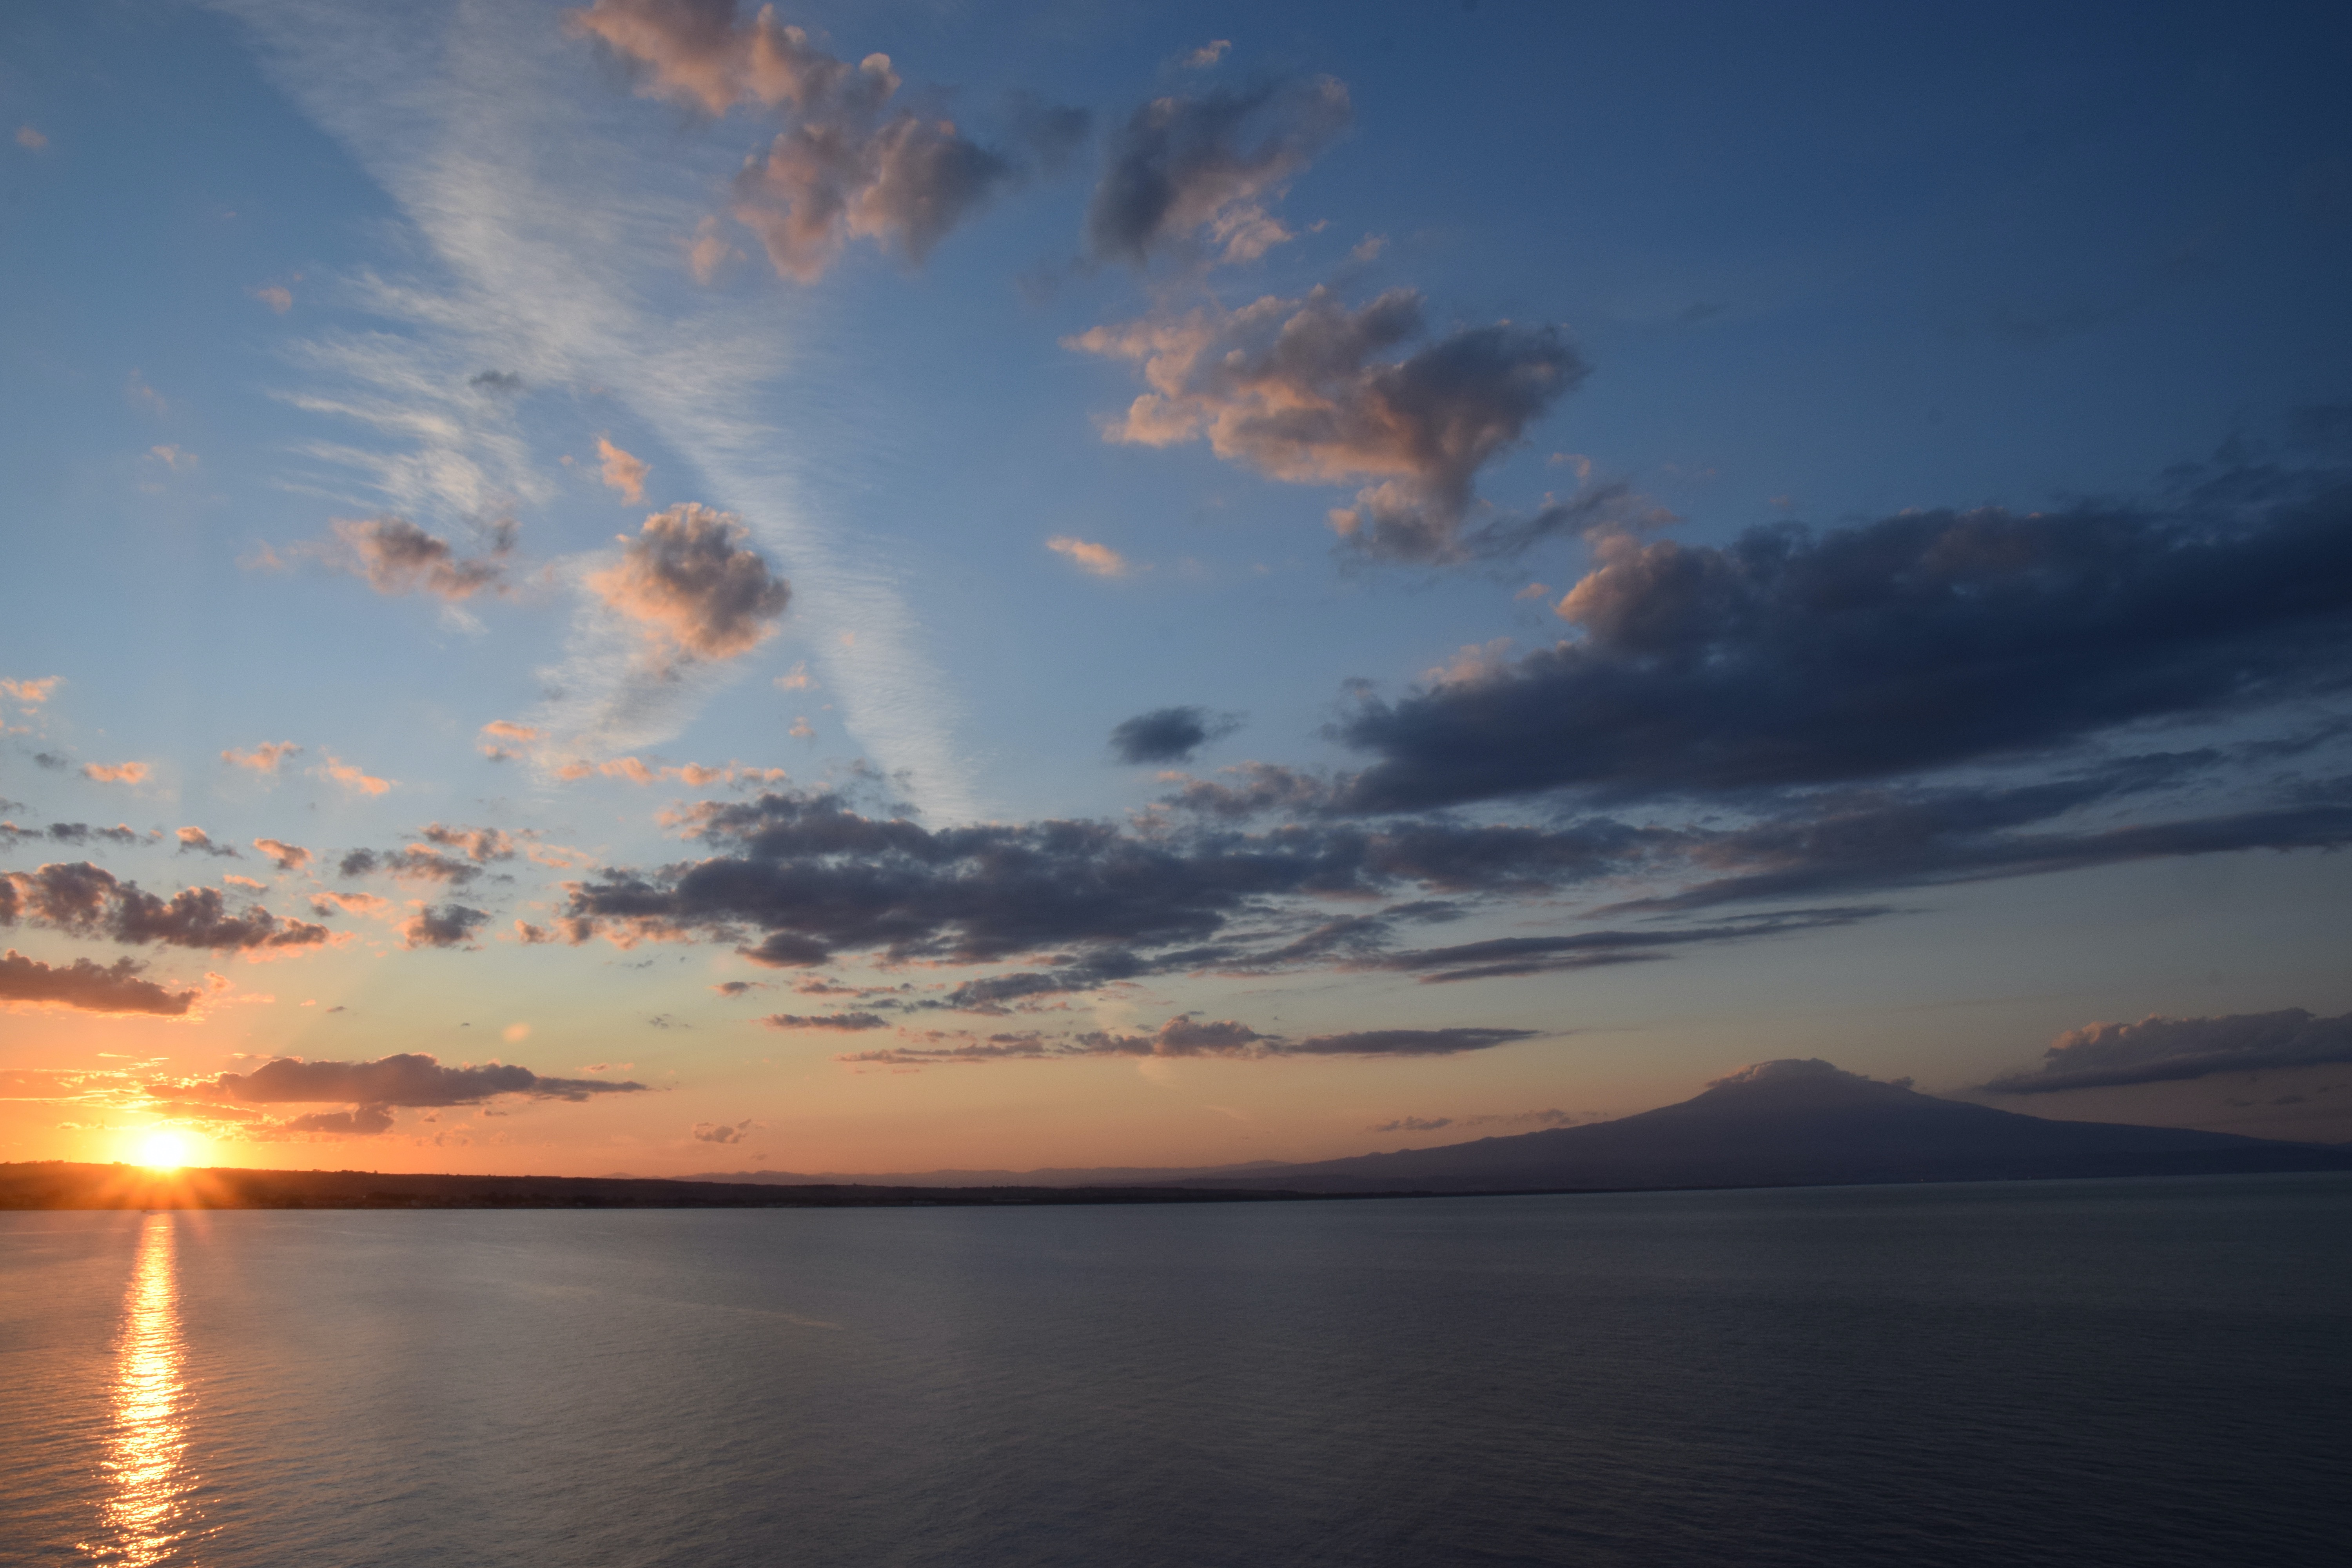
135;1132;191;1171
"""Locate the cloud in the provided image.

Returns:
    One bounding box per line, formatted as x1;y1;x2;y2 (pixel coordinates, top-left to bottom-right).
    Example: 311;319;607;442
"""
477;719;542;761
1045;536;1129;577
319;515;515;601
838;1016;1541;1067
1370;1115;1452;1132
569;0;1014;281
252;284;294;313
1985;1009;2352;1094
183;1050;650;1106
558;786;1665;991
762;1011;888;1031
0;677;60;708
176;828;241;858
418;824;517;864
597;436;649;503
0;950;200;1016
254;838;312;872
692;1118;757;1143
319;754;393;796
1086;78;1350;267
2;861;332;954
281;1105;396;1136
587;503;791;664
401;904;490;949
223;741;302;773
10;821;145;848
1181;40;1232;70
1336;471;2352;810
1069;287;1587;561
1110;705;1241;764
470;370;525;393
309;891;388;918
82;762;151;786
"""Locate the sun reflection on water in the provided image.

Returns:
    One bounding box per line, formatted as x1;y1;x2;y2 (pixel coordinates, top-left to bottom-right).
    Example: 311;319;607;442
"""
83;1215;208;1566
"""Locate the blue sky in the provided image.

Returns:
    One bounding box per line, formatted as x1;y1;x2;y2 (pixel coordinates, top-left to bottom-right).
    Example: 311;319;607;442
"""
4;0;2350;1174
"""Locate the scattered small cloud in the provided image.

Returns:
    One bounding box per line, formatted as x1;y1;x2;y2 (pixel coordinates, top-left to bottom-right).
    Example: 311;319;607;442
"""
319;754;392;797
251;284;293;313
175;827;240;858
1110;705;1242;764
1047;536;1128;577
254;838;312;872
1181;40;1231;69
223;741;302;774
1;949;199;1017
16;126;48;151
587;503;791;665
82;761;151;786
692;1118;757;1143
401;904;490;950
597;436;649;503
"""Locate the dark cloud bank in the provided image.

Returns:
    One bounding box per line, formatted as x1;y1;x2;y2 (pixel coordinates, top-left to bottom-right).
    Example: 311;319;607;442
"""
548;455;2352;1029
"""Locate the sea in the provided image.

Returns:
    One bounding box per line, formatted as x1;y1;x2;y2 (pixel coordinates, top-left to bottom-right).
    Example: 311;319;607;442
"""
3;1173;2347;1567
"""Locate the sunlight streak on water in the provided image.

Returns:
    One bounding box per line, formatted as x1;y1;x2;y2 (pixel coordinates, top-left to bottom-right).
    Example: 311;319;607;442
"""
82;1216;207;1566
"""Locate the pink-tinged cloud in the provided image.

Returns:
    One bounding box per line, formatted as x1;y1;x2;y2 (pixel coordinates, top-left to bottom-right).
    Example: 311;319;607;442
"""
684;215;741;283
223;741;301;773
568;1;1009;281
252;284;293;313
319;754;392;796
597;436;649;503
1086;78;1350;267
1;676;61;707
588;503;790;662
775;662;815;690
82;761;151;785
1068;285;1587;561
477;719;541;761
309;891;388;918
1181;40;1231;69
16;126;47;151
254;838;312;872
0;949;199;1017
322;515;512;601
175;827;240;858
1046;536;1129;577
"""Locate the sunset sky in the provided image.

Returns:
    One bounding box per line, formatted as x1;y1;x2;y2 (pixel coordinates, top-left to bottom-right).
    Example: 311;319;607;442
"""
5;0;2350;1176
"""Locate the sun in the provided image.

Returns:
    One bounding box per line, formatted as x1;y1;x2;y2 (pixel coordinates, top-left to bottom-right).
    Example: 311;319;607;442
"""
136;1131;192;1171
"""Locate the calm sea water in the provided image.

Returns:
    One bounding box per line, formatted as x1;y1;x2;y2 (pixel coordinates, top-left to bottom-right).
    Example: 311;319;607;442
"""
3;1174;2347;1567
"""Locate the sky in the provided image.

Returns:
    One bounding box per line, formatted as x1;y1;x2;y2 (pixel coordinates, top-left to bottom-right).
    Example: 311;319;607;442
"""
4;0;2351;1176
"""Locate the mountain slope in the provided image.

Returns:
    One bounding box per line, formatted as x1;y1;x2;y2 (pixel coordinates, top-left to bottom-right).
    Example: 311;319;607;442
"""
1177;1059;2352;1193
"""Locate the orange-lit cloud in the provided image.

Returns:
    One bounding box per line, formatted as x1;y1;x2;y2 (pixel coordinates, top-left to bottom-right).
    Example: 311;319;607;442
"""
319;754;392;796
251;284;293;313
175;827;240;858
223;741;301;773
684;215;741;283
0;676;60;708
477;719;542;762
1046;536;1128;577
587;503;790;663
16;125;48;151
1069;285;1586;561
254;838;311;872
307;516;513;601
82;761;151;785
774;662;815;691
597;436;649;503
4;862;331;955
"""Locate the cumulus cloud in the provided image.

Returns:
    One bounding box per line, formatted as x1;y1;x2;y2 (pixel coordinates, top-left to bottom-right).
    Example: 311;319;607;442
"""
176;828;240;858
477;719;542;761
569;0;1017;280
82;762;151;786
0;950;200;1016
319;515;513;601
1046;536;1128;577
1109;705;1241;764
597;436;649;502
254;838;312;872
401;904;491;949
1;862;332;954
1180;40;1232;70
223;741;302;773
587;503;791;664
1985;1009;2352;1094
1335;472;2352;809
1086;78;1350;267
0;676;60;708
1069;287;1587;561
282;1105;395;1136
693;1118;757;1143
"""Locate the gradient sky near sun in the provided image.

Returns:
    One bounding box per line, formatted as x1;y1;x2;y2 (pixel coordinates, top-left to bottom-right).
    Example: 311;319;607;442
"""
5;0;2351;1177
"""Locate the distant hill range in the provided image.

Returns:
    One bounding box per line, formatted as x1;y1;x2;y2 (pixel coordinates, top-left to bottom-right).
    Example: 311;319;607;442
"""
10;1061;2347;1209
698;1060;2352;1195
